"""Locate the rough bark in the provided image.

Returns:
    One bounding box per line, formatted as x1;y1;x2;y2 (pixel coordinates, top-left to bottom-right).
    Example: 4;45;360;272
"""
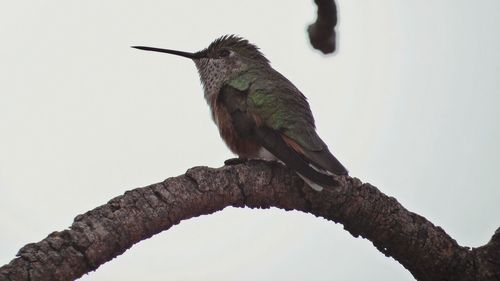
0;160;498;281
308;0;338;54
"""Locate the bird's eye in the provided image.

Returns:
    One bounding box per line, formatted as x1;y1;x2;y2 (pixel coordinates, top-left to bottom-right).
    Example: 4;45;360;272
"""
218;49;230;58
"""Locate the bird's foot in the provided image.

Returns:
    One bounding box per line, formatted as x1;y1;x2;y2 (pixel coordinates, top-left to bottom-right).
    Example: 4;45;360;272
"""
224;157;247;165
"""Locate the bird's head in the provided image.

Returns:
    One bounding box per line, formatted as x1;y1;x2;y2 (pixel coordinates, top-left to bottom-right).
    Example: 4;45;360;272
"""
133;35;269;96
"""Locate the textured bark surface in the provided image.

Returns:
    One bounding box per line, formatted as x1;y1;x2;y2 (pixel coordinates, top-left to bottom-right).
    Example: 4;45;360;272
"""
308;0;338;54
0;161;499;281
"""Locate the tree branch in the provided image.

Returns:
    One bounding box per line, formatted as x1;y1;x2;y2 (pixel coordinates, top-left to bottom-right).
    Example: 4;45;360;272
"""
0;160;498;281
308;0;338;54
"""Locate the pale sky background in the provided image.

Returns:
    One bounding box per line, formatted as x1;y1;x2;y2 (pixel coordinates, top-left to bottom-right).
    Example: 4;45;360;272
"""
1;1;499;280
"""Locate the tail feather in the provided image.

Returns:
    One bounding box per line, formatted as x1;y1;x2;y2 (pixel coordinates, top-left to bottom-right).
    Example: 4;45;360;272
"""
297;173;324;191
254;126;337;188
254;127;348;191
304;149;348;176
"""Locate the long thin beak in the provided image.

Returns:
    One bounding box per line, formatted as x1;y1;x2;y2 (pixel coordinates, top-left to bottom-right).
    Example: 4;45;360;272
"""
132;46;202;59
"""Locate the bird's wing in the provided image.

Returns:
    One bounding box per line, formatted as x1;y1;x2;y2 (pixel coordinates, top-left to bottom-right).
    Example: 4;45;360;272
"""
218;83;337;187
224;70;348;177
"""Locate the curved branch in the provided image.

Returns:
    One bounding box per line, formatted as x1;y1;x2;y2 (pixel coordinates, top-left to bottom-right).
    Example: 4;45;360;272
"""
0;161;498;281
308;0;338;54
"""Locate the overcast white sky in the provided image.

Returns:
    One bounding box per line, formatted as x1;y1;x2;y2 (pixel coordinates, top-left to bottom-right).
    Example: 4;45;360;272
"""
1;1;499;280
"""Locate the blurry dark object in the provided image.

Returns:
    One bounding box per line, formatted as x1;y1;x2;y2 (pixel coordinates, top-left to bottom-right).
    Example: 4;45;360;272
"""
308;0;338;54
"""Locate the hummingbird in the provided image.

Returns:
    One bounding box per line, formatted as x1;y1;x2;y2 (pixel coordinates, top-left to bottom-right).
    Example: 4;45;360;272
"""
132;35;348;191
